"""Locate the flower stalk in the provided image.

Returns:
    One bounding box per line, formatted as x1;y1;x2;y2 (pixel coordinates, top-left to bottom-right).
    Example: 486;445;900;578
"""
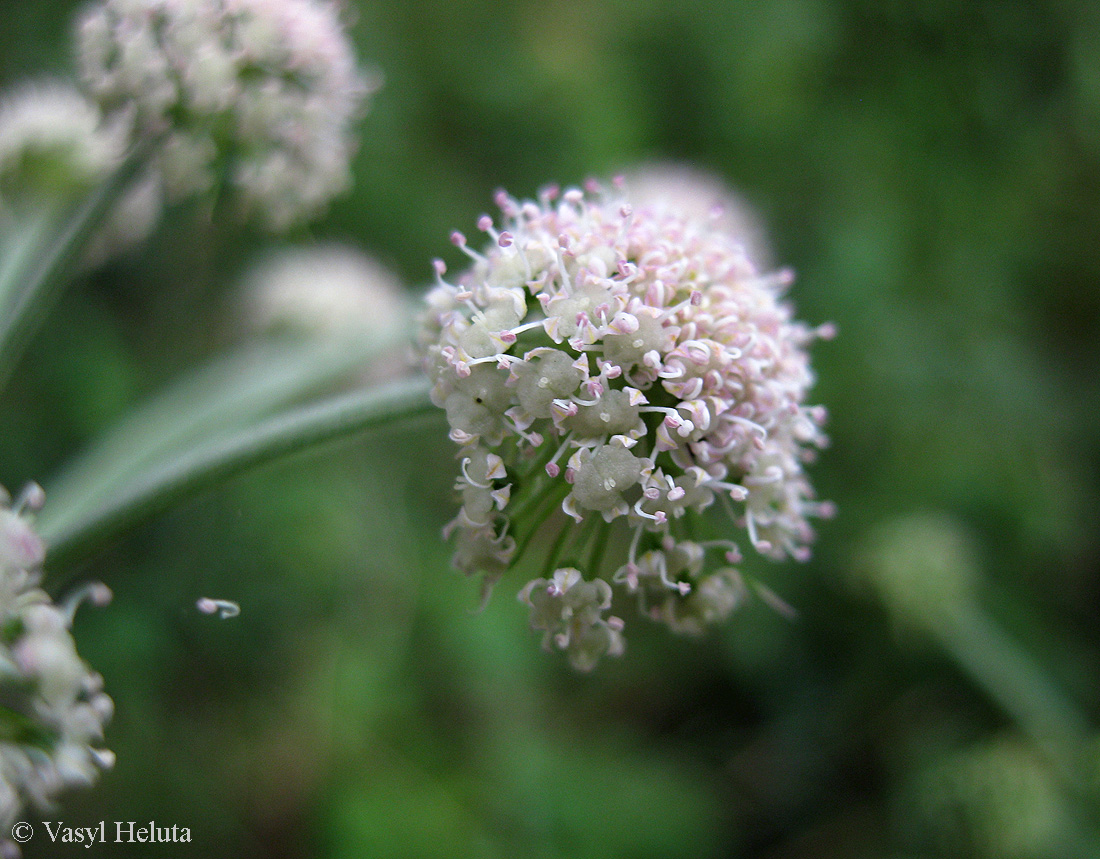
0;142;152;391
42;323;412;538
39;377;434;568
937;602;1093;798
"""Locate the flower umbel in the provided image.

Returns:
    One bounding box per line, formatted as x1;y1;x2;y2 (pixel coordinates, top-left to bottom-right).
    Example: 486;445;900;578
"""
0;484;114;846
419;180;833;669
75;0;377;229
0;80;161;264
0;80;126;204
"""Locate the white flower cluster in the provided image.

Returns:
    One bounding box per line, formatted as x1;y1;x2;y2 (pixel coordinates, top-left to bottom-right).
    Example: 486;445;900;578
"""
0;80;126;203
0;485;114;845
419;180;833;669
76;0;377;229
518;568;624;671
0;80;161;262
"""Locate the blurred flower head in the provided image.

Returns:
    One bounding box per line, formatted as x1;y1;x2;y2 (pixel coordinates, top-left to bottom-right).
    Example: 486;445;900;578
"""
910;734;1075;858
75;0;379;230
419;179;832;669
855;512;981;631
0;79;126;204
0;79;162;263
619;162;773;271
242;243;407;338
0;485;113;845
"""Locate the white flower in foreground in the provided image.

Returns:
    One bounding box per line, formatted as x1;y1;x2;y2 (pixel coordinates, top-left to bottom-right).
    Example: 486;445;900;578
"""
76;0;378;229
419;179;833;669
0;484;113;850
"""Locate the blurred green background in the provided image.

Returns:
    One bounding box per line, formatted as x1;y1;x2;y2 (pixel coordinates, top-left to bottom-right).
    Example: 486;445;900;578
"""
3;0;1100;856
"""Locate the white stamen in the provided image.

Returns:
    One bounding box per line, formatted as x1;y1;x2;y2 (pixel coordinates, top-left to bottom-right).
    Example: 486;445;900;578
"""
460;457;493;489
197;598;240;619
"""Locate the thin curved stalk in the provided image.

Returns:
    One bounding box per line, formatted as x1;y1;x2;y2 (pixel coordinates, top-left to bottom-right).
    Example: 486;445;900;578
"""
0;207;59;314
939;605;1092;791
40;377;435;568
42;324;414;534
0;144;150;391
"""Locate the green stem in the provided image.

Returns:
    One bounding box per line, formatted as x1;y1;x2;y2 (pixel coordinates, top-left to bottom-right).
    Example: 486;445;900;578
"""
587;520;611;577
538;518;574;581
556;511;598;571
0;207;59;314
42;327;413;534
505;471;553;525
0;144;150;391
511;480;572;567
40;377;434;568
937;603;1093;795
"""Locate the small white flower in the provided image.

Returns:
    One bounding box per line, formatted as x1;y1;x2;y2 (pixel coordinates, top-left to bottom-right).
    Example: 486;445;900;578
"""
518;568;625;671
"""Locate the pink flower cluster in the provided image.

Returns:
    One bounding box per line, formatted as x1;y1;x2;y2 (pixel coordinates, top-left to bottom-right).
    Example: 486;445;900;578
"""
419;180;833;669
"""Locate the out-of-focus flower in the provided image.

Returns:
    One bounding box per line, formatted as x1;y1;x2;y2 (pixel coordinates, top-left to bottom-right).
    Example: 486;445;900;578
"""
910;735;1076;859
0;484;113;852
0;80;124;203
854;513;980;631
619;162;773;270
0;80;161;262
418;180;832;669
75;0;379;230
242;244;407;338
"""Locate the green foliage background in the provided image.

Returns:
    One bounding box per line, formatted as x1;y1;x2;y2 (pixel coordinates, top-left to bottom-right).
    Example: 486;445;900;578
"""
2;0;1099;856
